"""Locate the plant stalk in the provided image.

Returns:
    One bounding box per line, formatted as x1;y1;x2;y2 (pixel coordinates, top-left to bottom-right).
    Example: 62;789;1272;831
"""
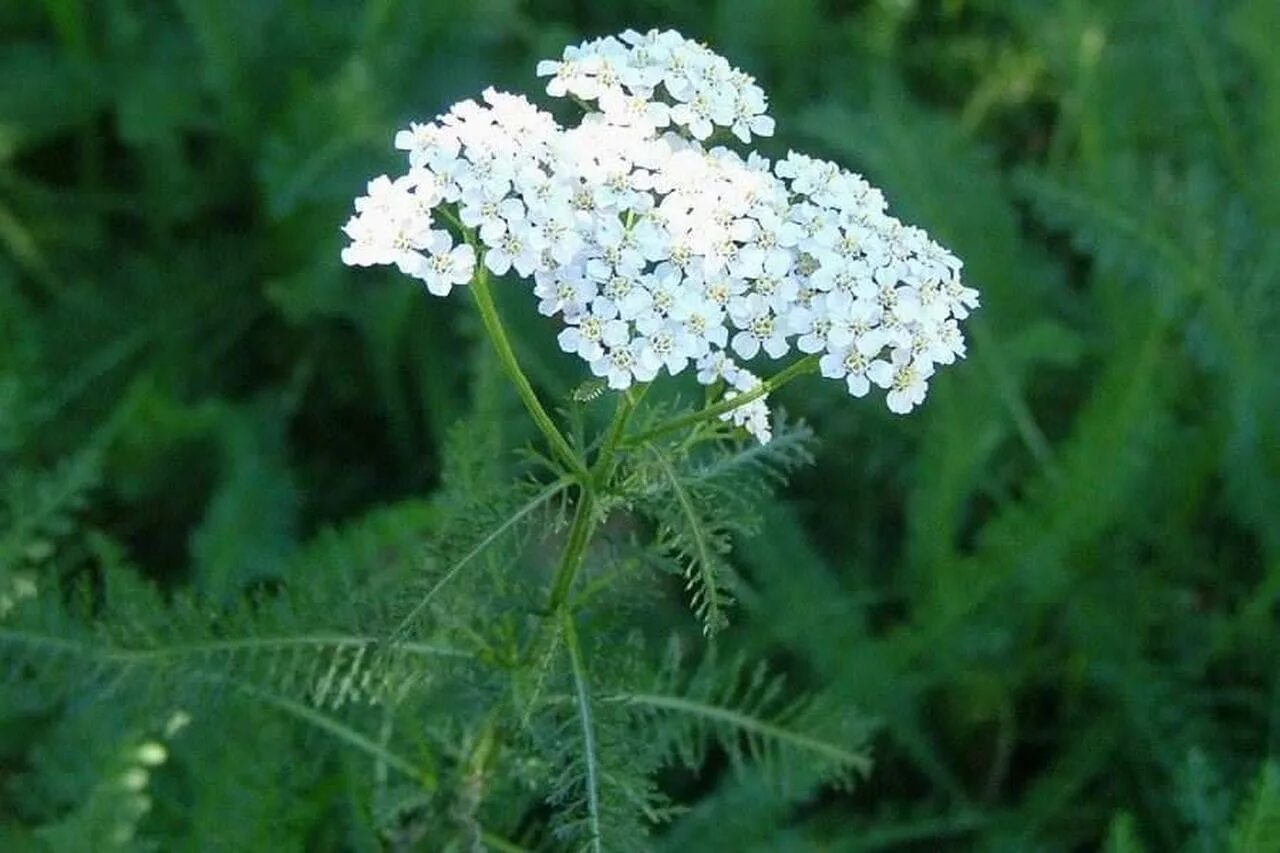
469;269;588;480
625;354;820;447
547;487;597;611
590;386;642;485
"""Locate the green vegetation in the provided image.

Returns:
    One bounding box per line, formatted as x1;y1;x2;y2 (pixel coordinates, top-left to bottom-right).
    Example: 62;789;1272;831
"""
2;1;1277;850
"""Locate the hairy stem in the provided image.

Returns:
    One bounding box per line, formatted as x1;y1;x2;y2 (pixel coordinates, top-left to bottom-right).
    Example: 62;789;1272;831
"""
590;385;642;485
626;354;820;447
547;387;648;611
548;486;597;611
469;268;587;480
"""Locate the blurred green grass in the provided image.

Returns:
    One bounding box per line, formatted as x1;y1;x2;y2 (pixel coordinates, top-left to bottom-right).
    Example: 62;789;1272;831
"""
2;0;1278;849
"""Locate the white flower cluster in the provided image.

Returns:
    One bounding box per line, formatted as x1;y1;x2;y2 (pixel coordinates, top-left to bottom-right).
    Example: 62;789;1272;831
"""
341;29;979;443
535;29;774;143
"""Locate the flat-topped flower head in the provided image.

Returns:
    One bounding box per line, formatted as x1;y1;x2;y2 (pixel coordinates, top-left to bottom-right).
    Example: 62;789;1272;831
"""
341;30;979;436
539;30;775;144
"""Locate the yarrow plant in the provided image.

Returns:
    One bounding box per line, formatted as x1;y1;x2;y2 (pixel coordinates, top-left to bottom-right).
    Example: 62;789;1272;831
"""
342;29;978;448
341;29;974;846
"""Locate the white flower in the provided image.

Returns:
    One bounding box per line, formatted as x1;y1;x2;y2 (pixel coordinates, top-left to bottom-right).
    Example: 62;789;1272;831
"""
696;271;749;311
793;293;853;354
738;262;799;315
591;218;648;274
535;273;595;318
729;89;774;143
340;176;438;274
945;275;981;319
819;346;882;398
415;240;477;297
868;350;934;414
351;174;413;218
729;294;789;360
600;88;672;134
534;210;585;267
459;192;520;245
410;160;465;203
545;30;773;145
638;320;695;375
641;262;683;318
694;351;730;385
733;211;801;274
395;121;461;169
598;271;654;321
907;319;966;368
453;149;515;202
669;93;730;140
719;369;772;444
628;216;670;264
484;220;546;277
558;304;628;363
515;164;572;211
670;290;727;356
591;339;657;389
536;45;602;99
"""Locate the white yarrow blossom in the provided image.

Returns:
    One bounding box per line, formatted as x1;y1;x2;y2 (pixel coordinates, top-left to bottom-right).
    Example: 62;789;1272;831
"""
418;239;477;296
341;29;978;439
720;369;772;444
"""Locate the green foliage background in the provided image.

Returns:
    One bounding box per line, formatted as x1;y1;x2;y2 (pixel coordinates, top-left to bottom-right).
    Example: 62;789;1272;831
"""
2;0;1278;849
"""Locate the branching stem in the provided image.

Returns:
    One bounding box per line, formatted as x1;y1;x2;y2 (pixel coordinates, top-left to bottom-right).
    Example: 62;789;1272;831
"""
625;354;820;447
544;389;649;612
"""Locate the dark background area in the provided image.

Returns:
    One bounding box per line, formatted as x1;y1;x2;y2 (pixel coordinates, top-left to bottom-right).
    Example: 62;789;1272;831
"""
2;0;1278;849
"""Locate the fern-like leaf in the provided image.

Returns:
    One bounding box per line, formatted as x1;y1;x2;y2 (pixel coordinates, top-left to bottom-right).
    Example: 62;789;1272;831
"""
632;417;814;635
646;446;735;635
563;614;603;853
536;631;669;852
611;640;872;793
0;448;100;576
389;477;569;642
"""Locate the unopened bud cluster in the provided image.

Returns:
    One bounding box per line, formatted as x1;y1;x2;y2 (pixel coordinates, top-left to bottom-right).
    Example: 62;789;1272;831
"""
342;30;978;442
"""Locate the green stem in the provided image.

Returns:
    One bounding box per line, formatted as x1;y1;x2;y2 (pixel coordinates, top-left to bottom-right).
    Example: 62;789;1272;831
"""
469;269;587;480
626;354;820;447
548;487;597;611
590;385;643;485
